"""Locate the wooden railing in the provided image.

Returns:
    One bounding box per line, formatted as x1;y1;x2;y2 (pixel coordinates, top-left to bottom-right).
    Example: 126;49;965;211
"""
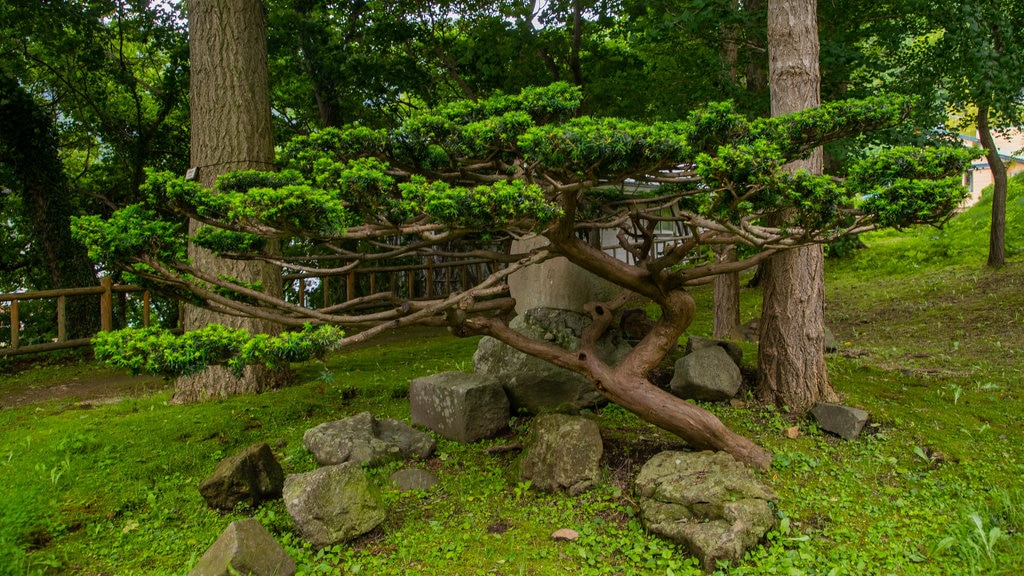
0;278;152;357
1;257;503;357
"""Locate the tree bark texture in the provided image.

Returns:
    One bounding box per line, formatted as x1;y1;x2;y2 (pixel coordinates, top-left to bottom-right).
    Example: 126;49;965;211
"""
712;245;741;339
176;0;286;403
977;105;1007;267
758;0;838;413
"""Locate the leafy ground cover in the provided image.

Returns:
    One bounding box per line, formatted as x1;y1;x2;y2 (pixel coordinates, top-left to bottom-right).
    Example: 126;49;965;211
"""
1;177;1023;575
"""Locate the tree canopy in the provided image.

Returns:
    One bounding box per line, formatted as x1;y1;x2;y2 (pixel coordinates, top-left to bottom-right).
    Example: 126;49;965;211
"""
74;83;973;467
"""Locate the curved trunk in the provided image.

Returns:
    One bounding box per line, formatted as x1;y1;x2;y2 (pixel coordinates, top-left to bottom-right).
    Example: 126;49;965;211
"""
176;0;286;403
464;290;772;469
758;0;837;413
977;105;1007;268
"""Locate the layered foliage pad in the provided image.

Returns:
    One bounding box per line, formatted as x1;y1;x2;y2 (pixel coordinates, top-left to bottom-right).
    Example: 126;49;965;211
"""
73;83;975;374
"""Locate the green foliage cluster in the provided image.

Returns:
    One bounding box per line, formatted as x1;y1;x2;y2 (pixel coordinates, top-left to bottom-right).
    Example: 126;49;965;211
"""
835;172;1024;275
92;323;344;378
76;83;975;284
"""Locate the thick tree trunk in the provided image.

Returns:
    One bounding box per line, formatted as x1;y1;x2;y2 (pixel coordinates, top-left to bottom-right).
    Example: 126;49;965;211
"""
977;105;1007;268
712;245;741;339
757;0;838;413
176;0;286;403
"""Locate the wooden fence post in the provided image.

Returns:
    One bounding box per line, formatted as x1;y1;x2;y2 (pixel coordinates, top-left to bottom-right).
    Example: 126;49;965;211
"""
10;299;18;350
100;277;112;332
57;295;67;342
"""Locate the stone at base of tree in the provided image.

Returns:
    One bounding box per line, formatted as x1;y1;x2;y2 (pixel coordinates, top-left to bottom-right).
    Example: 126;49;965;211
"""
685;336;744;368
390;468;439;492
519;414;603;496
283;462;385;548
811;403;869;440
409;372;509;442
187;519;295;576
473;308;630;413
670;346;742;402
635;451;777;571
824;327;839;353
198;443;285;511
303;411;435;466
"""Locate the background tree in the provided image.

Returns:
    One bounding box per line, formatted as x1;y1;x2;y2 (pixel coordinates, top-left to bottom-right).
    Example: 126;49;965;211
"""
917;0;1024;267
77;84;972;466
0;0;188;329
0;75;99;336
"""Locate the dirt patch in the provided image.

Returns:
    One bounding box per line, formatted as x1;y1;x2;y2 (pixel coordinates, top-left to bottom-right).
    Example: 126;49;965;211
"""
0;372;168;409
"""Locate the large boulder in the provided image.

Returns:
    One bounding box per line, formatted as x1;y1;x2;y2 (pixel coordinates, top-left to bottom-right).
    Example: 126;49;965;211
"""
506;235;620;314
303;412;435;467
188;519;295;576
198;443;285;511
635;451;777;571
473;307;631;413
409;372;509;442
519;414;603;496
670;346;743;402
283;462;385;548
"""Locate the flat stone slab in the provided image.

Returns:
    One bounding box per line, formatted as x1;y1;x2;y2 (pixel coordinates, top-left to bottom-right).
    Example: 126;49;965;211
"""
188;519;295;576
811;402;869;440
390;468;439;492
409;371;509;442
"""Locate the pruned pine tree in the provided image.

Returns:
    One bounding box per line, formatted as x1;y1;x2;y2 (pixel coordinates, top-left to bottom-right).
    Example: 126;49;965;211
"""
75;84;973;467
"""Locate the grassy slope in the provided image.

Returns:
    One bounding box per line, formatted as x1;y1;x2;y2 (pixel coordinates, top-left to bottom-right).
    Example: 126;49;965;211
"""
1;176;1023;575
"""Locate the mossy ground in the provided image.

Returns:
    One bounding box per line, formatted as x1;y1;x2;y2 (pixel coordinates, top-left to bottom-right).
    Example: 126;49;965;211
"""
2;178;1023;575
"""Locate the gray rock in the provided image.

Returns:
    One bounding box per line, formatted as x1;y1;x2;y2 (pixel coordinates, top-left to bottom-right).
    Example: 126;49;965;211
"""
303;412;435;467
670;346;742;402
390;468;439;492
635;451;777;571
283;462;385;548
824;327;839;353
811;402;869;440
686;335;743;368
198;443;285;511
519;414;603;496
188;519;295;576
409;372;509;442
473;308;630;413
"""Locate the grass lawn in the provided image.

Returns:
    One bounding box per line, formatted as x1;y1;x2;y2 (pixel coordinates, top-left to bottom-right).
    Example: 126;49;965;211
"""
2;178;1023;575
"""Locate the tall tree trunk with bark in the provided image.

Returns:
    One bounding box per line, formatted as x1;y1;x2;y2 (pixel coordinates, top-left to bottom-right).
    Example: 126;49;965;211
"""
175;0;286;403
712;245;741;339
757;0;838;412
977;105;1007;267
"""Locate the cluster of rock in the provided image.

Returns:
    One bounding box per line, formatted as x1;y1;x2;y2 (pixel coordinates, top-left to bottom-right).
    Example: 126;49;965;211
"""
189;411;438;576
187;306;867;575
